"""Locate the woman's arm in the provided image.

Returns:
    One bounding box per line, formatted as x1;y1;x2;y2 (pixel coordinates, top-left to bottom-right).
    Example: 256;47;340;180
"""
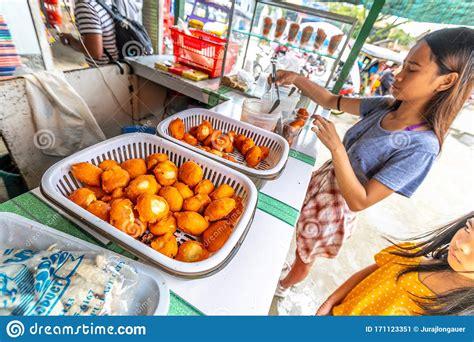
316;263;379;315
60;33;104;60
313;116;394;211
274;70;362;116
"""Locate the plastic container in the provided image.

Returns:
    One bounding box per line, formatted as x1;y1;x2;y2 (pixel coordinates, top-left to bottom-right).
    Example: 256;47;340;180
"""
262;17;273;37
0;212;169;315
157;109;289;188
280;117;304;147
274;18;287;39
170;27;239;78
287;23;300;43
328;34;344;55
40;134;258;278
243;98;281;132
278;87;300;120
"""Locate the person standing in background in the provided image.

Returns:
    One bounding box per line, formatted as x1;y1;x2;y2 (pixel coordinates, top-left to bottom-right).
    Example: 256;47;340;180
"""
375;61;396;96
60;0;119;65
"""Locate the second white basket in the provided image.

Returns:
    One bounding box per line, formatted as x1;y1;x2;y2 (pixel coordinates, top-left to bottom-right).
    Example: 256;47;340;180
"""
40;133;258;278
156;109;290;187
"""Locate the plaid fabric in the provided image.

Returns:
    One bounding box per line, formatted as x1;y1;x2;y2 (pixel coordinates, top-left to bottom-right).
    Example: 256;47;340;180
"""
296;160;357;264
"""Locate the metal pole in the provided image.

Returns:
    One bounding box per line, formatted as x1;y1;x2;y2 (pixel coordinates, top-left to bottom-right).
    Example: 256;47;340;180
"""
174;0;185;24
332;0;385;94
241;0;259;69
219;0;236;81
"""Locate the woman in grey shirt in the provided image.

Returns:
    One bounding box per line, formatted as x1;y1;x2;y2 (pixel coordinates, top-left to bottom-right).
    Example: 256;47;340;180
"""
272;27;474;299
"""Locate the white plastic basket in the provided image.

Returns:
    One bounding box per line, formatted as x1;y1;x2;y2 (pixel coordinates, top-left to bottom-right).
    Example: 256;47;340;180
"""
156;109;290;187
0;212;169;315
40;133;258;278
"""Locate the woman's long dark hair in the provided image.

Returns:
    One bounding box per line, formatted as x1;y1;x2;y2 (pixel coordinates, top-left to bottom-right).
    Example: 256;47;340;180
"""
388;27;474;152
388;212;474;316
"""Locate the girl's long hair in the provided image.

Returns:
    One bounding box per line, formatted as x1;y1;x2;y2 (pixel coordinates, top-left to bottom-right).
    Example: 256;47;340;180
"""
389;27;474;151
389;212;474;316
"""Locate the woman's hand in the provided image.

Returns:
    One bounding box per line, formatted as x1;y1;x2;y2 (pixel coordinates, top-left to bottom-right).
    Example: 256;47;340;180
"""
311;115;344;153
268;70;300;87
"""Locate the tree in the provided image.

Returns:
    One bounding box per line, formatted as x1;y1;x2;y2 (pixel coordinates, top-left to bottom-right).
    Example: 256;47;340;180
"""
328;2;414;47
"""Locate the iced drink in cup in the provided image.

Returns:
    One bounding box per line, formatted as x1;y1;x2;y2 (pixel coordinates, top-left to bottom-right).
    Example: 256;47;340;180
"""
300;26;314;47
287;23;300;43
274;18;287;39
262;17;273;37
328;34;344;55
313;28;327;50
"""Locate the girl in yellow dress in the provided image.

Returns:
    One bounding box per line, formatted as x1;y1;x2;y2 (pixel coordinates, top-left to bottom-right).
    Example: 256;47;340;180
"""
317;212;474;316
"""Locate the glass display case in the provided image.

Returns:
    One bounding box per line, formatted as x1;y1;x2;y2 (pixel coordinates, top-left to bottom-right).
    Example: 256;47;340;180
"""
221;0;358;98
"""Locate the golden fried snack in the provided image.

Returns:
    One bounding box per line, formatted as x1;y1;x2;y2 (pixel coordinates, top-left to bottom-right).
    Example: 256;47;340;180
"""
196;121;212;142
212;132;232;152
183;194;211;213
173;181;194;200
227;131;236;142
174;211;209;235
151;233;178;258
153;160;178;186
101;195;113;202
135;194;169;223
149;213;177;236
111;187;125;199
203;130;223;149
109;198;135;231
169;118;185;140
121;158;147;179
183;133;198;146
159;186;183;212
189;126;198;137
202;120;214;133
86;200;111;221
98;159;119;171
71;162;103;187
125;175;160;202
123;218;147;238
175;241;209;262
210;149;224;157
245;146;263;167
227;196;244;226
223;154;237;163
194;179;214;195
290;118;305;128
204;198;236;221
202;220;233;252
202;134;214;147
210;184;235;200
101;166;131;193
223;134;234;153
68;188;97;208
85;185;107;200
178;161;203;187
233;134;246;151
146;153;168;170
240;138;255;155
260;146;270;161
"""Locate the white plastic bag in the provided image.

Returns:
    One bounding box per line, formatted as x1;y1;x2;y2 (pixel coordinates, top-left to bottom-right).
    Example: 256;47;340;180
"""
0;247;138;316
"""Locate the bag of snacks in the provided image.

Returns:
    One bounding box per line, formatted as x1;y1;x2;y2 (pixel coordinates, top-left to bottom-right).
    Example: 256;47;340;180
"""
0;246;139;316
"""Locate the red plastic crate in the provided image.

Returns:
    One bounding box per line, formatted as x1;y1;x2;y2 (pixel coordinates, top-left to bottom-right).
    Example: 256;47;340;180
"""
170;27;238;78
